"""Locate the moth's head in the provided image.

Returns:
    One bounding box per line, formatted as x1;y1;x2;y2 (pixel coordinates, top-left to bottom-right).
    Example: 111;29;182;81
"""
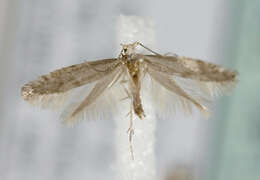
120;41;140;56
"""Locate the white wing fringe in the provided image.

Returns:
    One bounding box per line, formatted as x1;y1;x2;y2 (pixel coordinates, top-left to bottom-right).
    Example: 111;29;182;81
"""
60;68;126;125
142;71;237;119
25;90;74;110
25;68;127;125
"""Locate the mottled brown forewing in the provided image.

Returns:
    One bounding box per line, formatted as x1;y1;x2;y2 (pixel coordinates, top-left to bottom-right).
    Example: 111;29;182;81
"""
21;59;119;101
142;55;237;83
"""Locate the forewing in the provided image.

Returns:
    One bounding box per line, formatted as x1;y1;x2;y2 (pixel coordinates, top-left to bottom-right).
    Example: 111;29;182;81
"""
142;54;237;82
143;54;237;97
21;58;120;109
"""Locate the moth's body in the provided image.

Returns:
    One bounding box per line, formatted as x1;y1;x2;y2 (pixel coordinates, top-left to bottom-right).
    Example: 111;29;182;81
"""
21;42;237;158
121;44;145;119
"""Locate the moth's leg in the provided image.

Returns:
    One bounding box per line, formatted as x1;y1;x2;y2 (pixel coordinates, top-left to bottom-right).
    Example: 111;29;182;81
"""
135;42;163;56
127;102;135;160
119;77;135;159
127;106;134;137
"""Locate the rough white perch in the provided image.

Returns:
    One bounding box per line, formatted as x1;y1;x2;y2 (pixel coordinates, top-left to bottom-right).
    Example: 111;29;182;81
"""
115;15;157;180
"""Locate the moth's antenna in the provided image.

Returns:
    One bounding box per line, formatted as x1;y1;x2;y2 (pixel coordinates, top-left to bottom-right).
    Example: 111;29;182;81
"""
137;42;162;56
115;15;157;180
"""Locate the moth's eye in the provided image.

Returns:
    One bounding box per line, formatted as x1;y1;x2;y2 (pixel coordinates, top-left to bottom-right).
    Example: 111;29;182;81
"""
123;48;127;53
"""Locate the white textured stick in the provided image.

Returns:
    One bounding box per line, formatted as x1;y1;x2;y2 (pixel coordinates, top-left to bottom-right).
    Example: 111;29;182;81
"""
115;15;157;180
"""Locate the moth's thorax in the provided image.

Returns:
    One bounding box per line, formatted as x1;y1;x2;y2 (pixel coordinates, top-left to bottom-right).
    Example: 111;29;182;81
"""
120;42;142;76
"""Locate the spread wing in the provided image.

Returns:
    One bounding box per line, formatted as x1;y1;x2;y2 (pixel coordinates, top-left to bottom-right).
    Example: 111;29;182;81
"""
141;54;238;118
143;54;237;83
21;59;126;123
61;65;125;124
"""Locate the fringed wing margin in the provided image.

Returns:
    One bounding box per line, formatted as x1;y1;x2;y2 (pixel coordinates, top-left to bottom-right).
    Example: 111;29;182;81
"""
61;65;126;124
142;54;238;119
21;59;120;110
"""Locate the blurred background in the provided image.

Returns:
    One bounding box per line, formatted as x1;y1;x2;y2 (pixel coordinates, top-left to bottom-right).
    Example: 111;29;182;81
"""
0;0;259;179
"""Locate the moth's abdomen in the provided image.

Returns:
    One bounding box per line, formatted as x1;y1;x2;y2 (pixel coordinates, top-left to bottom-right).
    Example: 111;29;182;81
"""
134;103;145;119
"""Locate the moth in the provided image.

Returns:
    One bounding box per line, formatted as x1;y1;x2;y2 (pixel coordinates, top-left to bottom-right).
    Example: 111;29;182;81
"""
21;42;237;154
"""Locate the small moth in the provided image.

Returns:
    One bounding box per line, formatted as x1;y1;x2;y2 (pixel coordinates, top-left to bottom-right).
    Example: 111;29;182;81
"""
21;42;237;157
